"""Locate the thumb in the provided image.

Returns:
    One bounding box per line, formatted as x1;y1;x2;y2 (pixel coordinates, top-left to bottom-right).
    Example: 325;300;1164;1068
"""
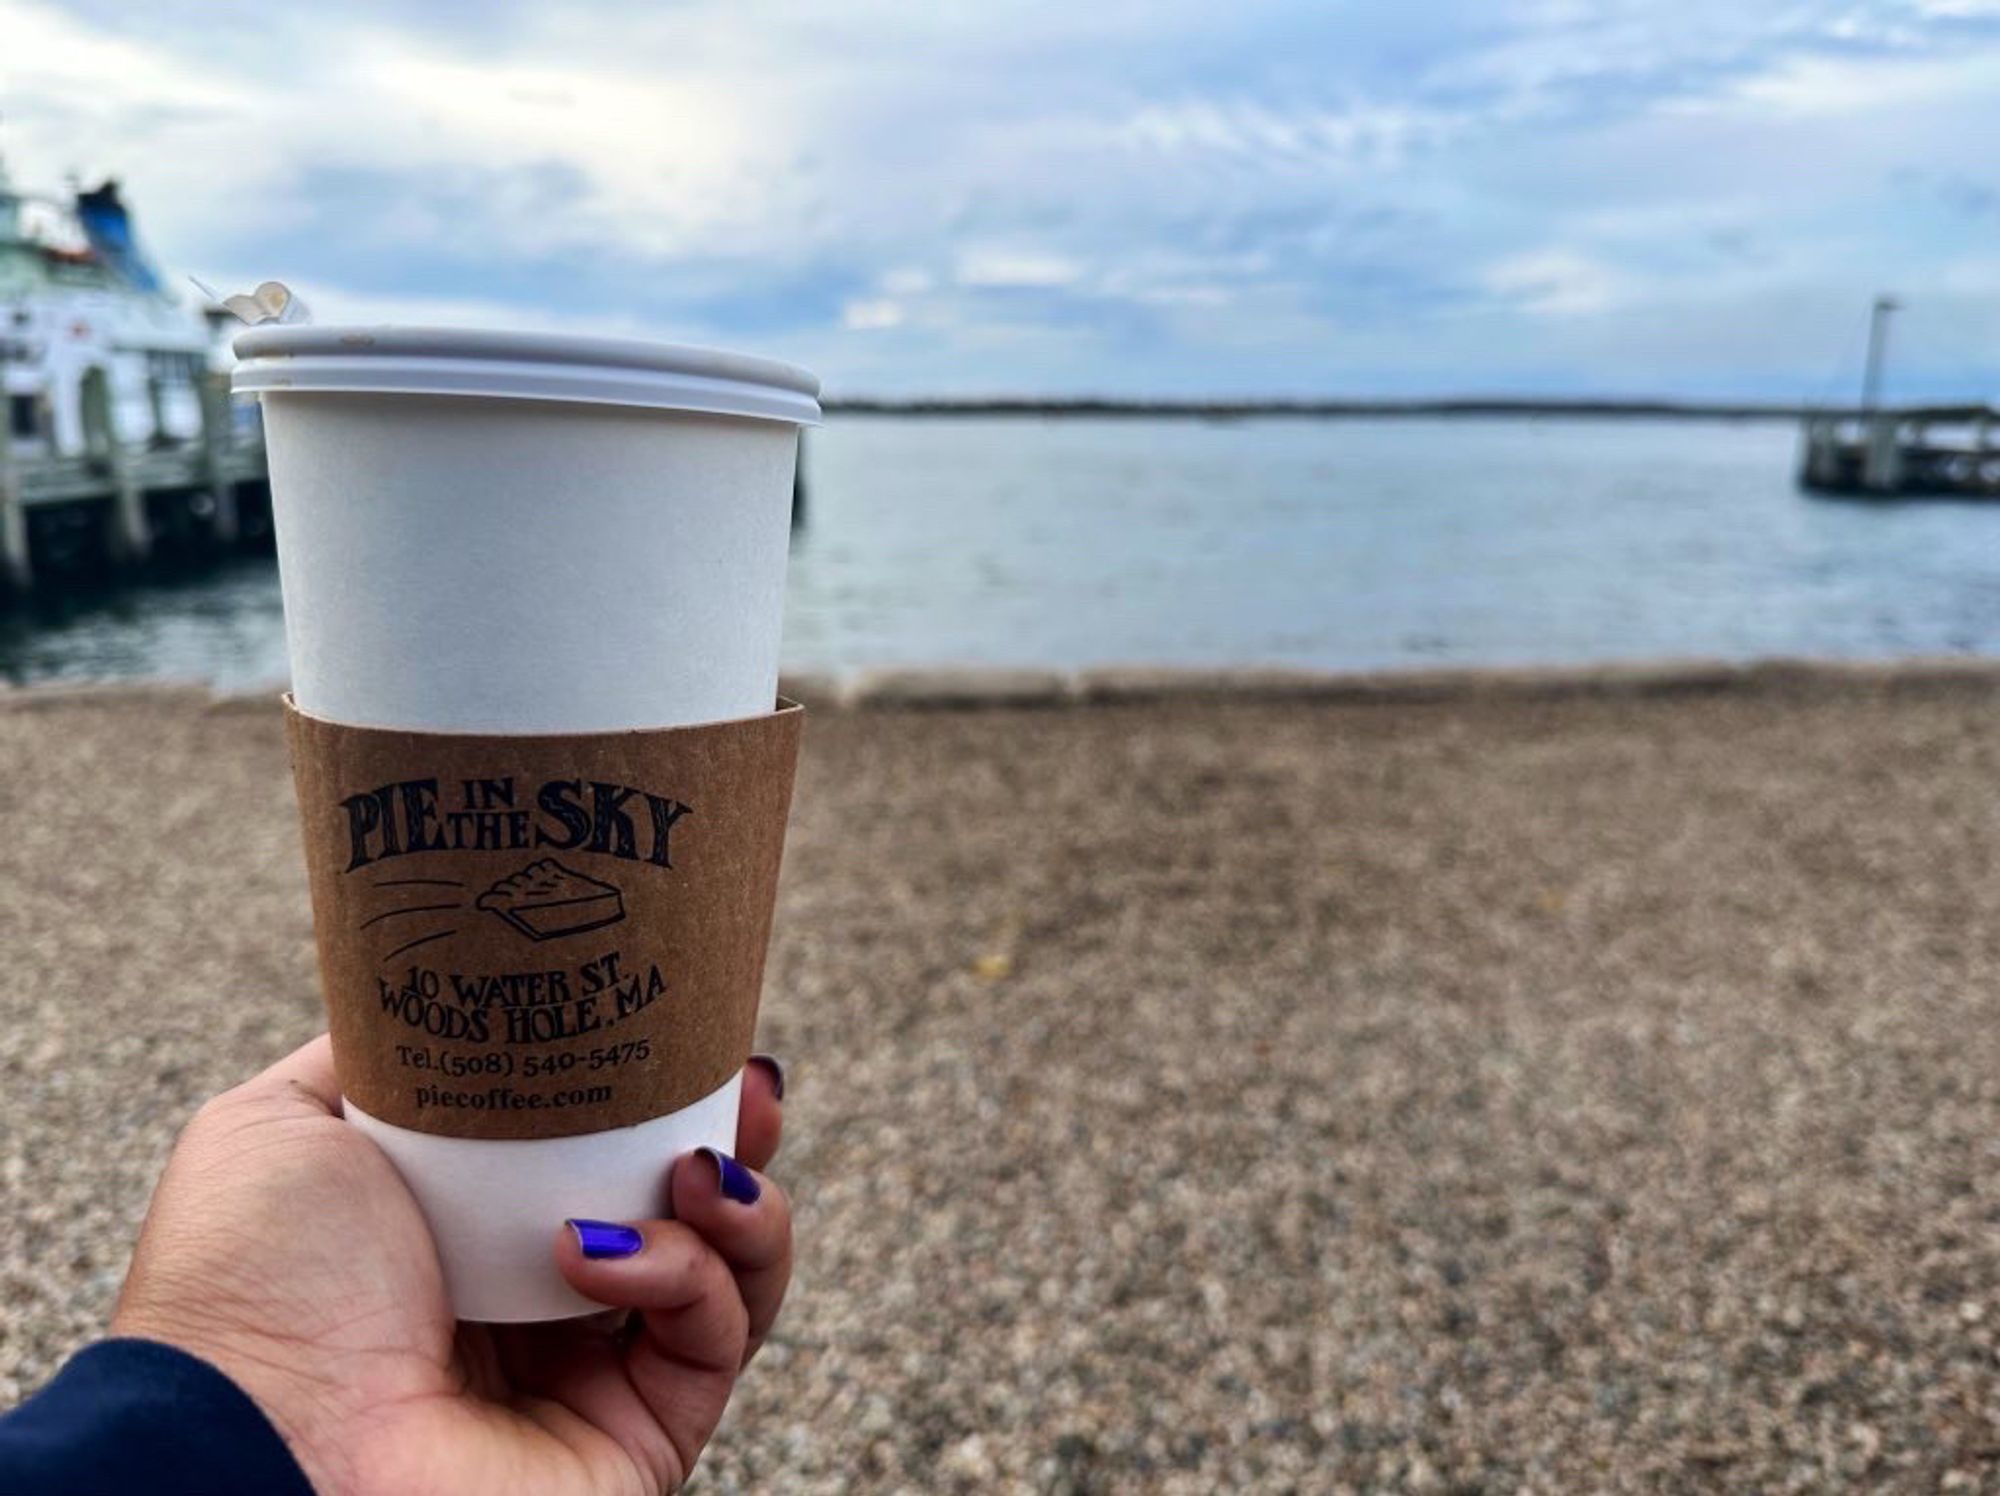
230;1034;344;1118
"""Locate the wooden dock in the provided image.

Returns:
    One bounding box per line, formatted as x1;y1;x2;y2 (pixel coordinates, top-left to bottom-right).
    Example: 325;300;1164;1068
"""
1799;405;2000;499
0;373;269;591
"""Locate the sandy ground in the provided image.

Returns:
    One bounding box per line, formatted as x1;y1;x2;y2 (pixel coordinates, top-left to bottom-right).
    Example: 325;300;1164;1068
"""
3;676;2000;1492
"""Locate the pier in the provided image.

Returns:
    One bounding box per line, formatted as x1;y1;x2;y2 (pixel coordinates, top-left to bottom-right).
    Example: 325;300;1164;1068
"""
0;372;269;591
1792;292;2000;499
1797;405;2000;499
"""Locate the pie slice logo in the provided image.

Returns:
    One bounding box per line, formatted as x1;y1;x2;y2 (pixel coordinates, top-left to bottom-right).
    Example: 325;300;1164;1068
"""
476;858;627;941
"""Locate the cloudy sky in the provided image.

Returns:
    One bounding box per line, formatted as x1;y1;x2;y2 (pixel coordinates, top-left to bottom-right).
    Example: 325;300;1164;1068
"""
6;0;2000;399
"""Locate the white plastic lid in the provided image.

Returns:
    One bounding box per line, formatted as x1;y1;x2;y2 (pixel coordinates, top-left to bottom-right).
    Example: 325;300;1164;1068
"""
231;325;821;425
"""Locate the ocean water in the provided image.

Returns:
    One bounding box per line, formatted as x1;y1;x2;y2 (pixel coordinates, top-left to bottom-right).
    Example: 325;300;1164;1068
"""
4;415;2000;689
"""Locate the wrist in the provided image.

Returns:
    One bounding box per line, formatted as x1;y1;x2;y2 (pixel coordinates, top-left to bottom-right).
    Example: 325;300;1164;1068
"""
109;1306;360;1496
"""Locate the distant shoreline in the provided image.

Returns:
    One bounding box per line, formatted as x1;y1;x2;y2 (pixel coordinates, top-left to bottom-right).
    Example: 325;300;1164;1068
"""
11;656;2000;714
823;396;1851;420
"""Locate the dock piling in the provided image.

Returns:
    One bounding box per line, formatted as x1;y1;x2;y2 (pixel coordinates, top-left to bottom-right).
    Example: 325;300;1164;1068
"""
1801;417;1838;488
145;369;169;448
0;424;27;591
106;435;151;564
1862;415;1904;491
198;373;238;545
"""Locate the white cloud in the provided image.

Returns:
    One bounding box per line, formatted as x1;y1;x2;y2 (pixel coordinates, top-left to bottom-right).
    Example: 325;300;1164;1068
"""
879;267;935;295
1483;250;1625;316
0;0;826;267
4;0;2000;395
954;250;1085;289
348;44;782;257
841;298;905;330
0;2;234;110
0;1;268;246
278;279;646;336
1127;284;1233;306
1118;97;1460;169
1723;47;1976;116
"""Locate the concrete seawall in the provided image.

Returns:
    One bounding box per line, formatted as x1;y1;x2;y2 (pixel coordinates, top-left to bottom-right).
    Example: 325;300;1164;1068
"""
785;655;2000;709
8;654;2000;716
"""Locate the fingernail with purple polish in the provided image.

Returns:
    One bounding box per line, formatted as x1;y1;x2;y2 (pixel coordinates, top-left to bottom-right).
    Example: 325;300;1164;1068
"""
567;1219;644;1259
697;1147;763;1205
748;1053;787;1100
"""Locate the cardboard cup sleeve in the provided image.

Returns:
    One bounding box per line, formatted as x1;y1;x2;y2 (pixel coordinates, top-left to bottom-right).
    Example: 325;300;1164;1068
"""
284;698;803;1141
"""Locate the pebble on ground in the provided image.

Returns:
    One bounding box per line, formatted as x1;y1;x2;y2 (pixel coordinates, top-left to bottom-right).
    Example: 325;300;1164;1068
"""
2;679;1999;1492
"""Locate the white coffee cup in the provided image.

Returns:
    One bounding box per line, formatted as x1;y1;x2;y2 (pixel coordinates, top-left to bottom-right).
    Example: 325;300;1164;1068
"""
234;326;819;1321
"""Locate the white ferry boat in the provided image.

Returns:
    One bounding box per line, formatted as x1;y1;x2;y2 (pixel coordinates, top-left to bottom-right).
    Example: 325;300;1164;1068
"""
0;151;220;458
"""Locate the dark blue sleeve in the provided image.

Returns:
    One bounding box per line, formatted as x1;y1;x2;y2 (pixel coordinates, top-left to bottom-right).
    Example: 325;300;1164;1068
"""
0;1338;317;1495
